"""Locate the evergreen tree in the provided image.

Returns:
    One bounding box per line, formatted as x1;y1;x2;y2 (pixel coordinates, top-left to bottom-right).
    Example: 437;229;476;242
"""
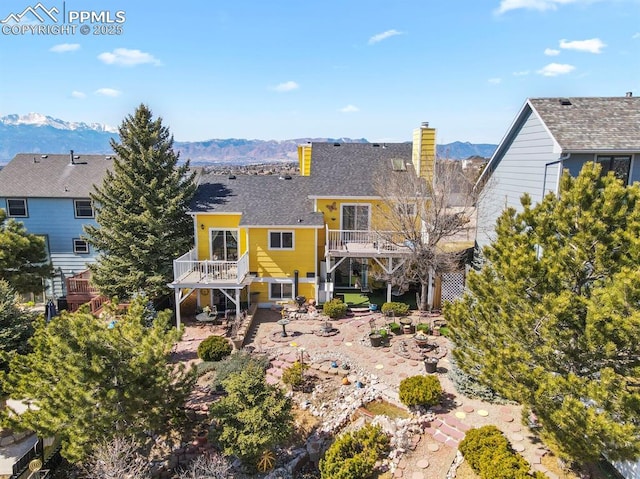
0;280;36;370
0;298;195;463
0;210;52;294
208;363;293;465
85;104;196;301
446;163;640;464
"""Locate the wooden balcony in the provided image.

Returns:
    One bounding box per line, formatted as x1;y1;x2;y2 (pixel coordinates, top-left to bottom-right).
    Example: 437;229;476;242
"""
326;229;413;257
172;249;251;288
65;270;101;312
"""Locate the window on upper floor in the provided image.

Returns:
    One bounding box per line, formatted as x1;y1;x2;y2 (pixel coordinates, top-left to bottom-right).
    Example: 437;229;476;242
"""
596;156;631;185
396;202;416;217
270;282;293;300
6;198;28;217
73;239;90;254
74;199;94;218
269;231;294;250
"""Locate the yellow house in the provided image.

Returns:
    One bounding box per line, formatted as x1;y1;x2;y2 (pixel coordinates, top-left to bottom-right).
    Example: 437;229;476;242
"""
169;123;443;326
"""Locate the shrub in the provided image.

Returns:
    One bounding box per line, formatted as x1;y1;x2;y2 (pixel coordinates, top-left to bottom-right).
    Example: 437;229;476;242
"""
323;299;347;319
195;361;217;377
281;360;309;389
459;426;545;479
448;357;504;403
381;302;410;317
213;351;269;388
416;323;430;333
319;424;390;479
389;322;402;334
398;375;443;407
197;335;232;362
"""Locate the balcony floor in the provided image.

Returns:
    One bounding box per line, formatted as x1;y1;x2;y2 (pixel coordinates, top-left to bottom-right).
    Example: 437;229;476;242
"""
172;270;254;289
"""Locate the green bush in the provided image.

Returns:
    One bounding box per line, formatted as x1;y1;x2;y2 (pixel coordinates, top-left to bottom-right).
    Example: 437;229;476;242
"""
319;424;390;479
197;335;232;362
398;375;443;407
213;351;270;389
381;302;410;316
323;299;347;319
448;358;504;403
281;360;309;389
459;426;546;479
389;322;402;334
416;323;430;333
195;361;217;377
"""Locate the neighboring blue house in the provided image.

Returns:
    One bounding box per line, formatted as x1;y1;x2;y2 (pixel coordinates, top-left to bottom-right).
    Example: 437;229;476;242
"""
0;151;113;299
475;96;640;479
476;95;640;249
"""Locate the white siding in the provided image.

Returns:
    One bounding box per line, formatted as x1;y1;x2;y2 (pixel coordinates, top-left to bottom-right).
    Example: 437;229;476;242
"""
476;111;558;249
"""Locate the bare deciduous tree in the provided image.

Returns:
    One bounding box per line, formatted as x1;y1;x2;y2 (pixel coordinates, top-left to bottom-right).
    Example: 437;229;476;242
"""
176;454;233;479
373;160;478;310
82;436;150;479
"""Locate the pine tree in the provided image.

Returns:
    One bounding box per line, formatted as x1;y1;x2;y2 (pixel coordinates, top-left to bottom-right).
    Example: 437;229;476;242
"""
0;298;195;463
85;104;196;301
208;363;293;465
446;163;640;464
0;280;36;370
0;210;52;294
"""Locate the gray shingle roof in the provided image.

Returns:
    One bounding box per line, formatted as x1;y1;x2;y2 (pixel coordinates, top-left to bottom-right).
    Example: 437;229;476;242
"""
306;142;414;196
190;173;324;226
529;97;640;151
0;153;114;198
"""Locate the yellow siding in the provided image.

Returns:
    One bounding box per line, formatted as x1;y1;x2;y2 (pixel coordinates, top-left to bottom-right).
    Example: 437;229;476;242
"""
250;228;317;278
317;198;389;230
297;144;312;176
412;125;436;182
193;213;244;260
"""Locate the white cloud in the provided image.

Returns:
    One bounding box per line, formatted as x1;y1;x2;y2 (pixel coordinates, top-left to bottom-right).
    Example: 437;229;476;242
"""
537;62;575;76
559;38;606;53
97;48;161;67
273;81;299;92
95;88;122;97
496;0;581;14
513;70;530;76
488;78;502;84
339;104;359;113
50;43;80;53
544;48;560;56
71;91;86;99
368;29;404;45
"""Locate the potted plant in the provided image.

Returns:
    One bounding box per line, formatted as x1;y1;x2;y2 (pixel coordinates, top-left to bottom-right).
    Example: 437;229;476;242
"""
424;357;438;373
389;322;402;335
414;331;430;347
369;332;383;347
378;328;390;346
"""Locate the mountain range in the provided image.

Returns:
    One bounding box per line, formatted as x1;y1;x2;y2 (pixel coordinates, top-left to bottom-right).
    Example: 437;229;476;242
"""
0;113;497;164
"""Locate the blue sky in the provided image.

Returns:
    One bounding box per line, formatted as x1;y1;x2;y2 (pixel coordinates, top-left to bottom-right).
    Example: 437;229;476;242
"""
0;0;638;144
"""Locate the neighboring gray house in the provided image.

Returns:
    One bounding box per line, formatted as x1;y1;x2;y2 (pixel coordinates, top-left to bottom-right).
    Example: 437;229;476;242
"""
476;97;640;479
0;151;113;298
476;95;640;249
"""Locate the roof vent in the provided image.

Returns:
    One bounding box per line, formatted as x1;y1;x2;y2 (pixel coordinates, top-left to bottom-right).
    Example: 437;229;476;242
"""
372;143;380;147
74;155;80;160
626;91;633;98
33;157;38;163
333;143;340;147
105;155;112;160
421;121;429;128
69;149;75;165
228;174;236;179
391;158;407;171
278;174;292;180
41;154;48;159
559;98;572;106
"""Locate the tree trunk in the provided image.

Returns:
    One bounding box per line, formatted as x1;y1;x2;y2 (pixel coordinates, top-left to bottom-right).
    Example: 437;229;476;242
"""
419;280;429;311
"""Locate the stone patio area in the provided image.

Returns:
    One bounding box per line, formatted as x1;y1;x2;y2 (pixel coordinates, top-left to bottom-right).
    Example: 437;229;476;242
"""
175;307;559;479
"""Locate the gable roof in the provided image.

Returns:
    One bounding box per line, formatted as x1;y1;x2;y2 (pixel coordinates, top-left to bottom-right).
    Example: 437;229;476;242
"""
306;142;414;197
529;96;640;151
476;96;640;188
190;172;324;227
0;153;114;198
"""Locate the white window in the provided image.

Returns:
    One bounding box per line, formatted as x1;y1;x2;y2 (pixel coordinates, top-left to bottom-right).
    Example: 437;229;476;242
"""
73;239;90;254
6;198;27;217
210;229;238;261
269;231;294;250
596;155;631;184
74;199;94;218
270;282;293;300
396;202;416;216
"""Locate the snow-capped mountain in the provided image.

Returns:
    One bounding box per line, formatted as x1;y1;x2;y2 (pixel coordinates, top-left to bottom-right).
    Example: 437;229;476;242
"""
0;113;118;133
